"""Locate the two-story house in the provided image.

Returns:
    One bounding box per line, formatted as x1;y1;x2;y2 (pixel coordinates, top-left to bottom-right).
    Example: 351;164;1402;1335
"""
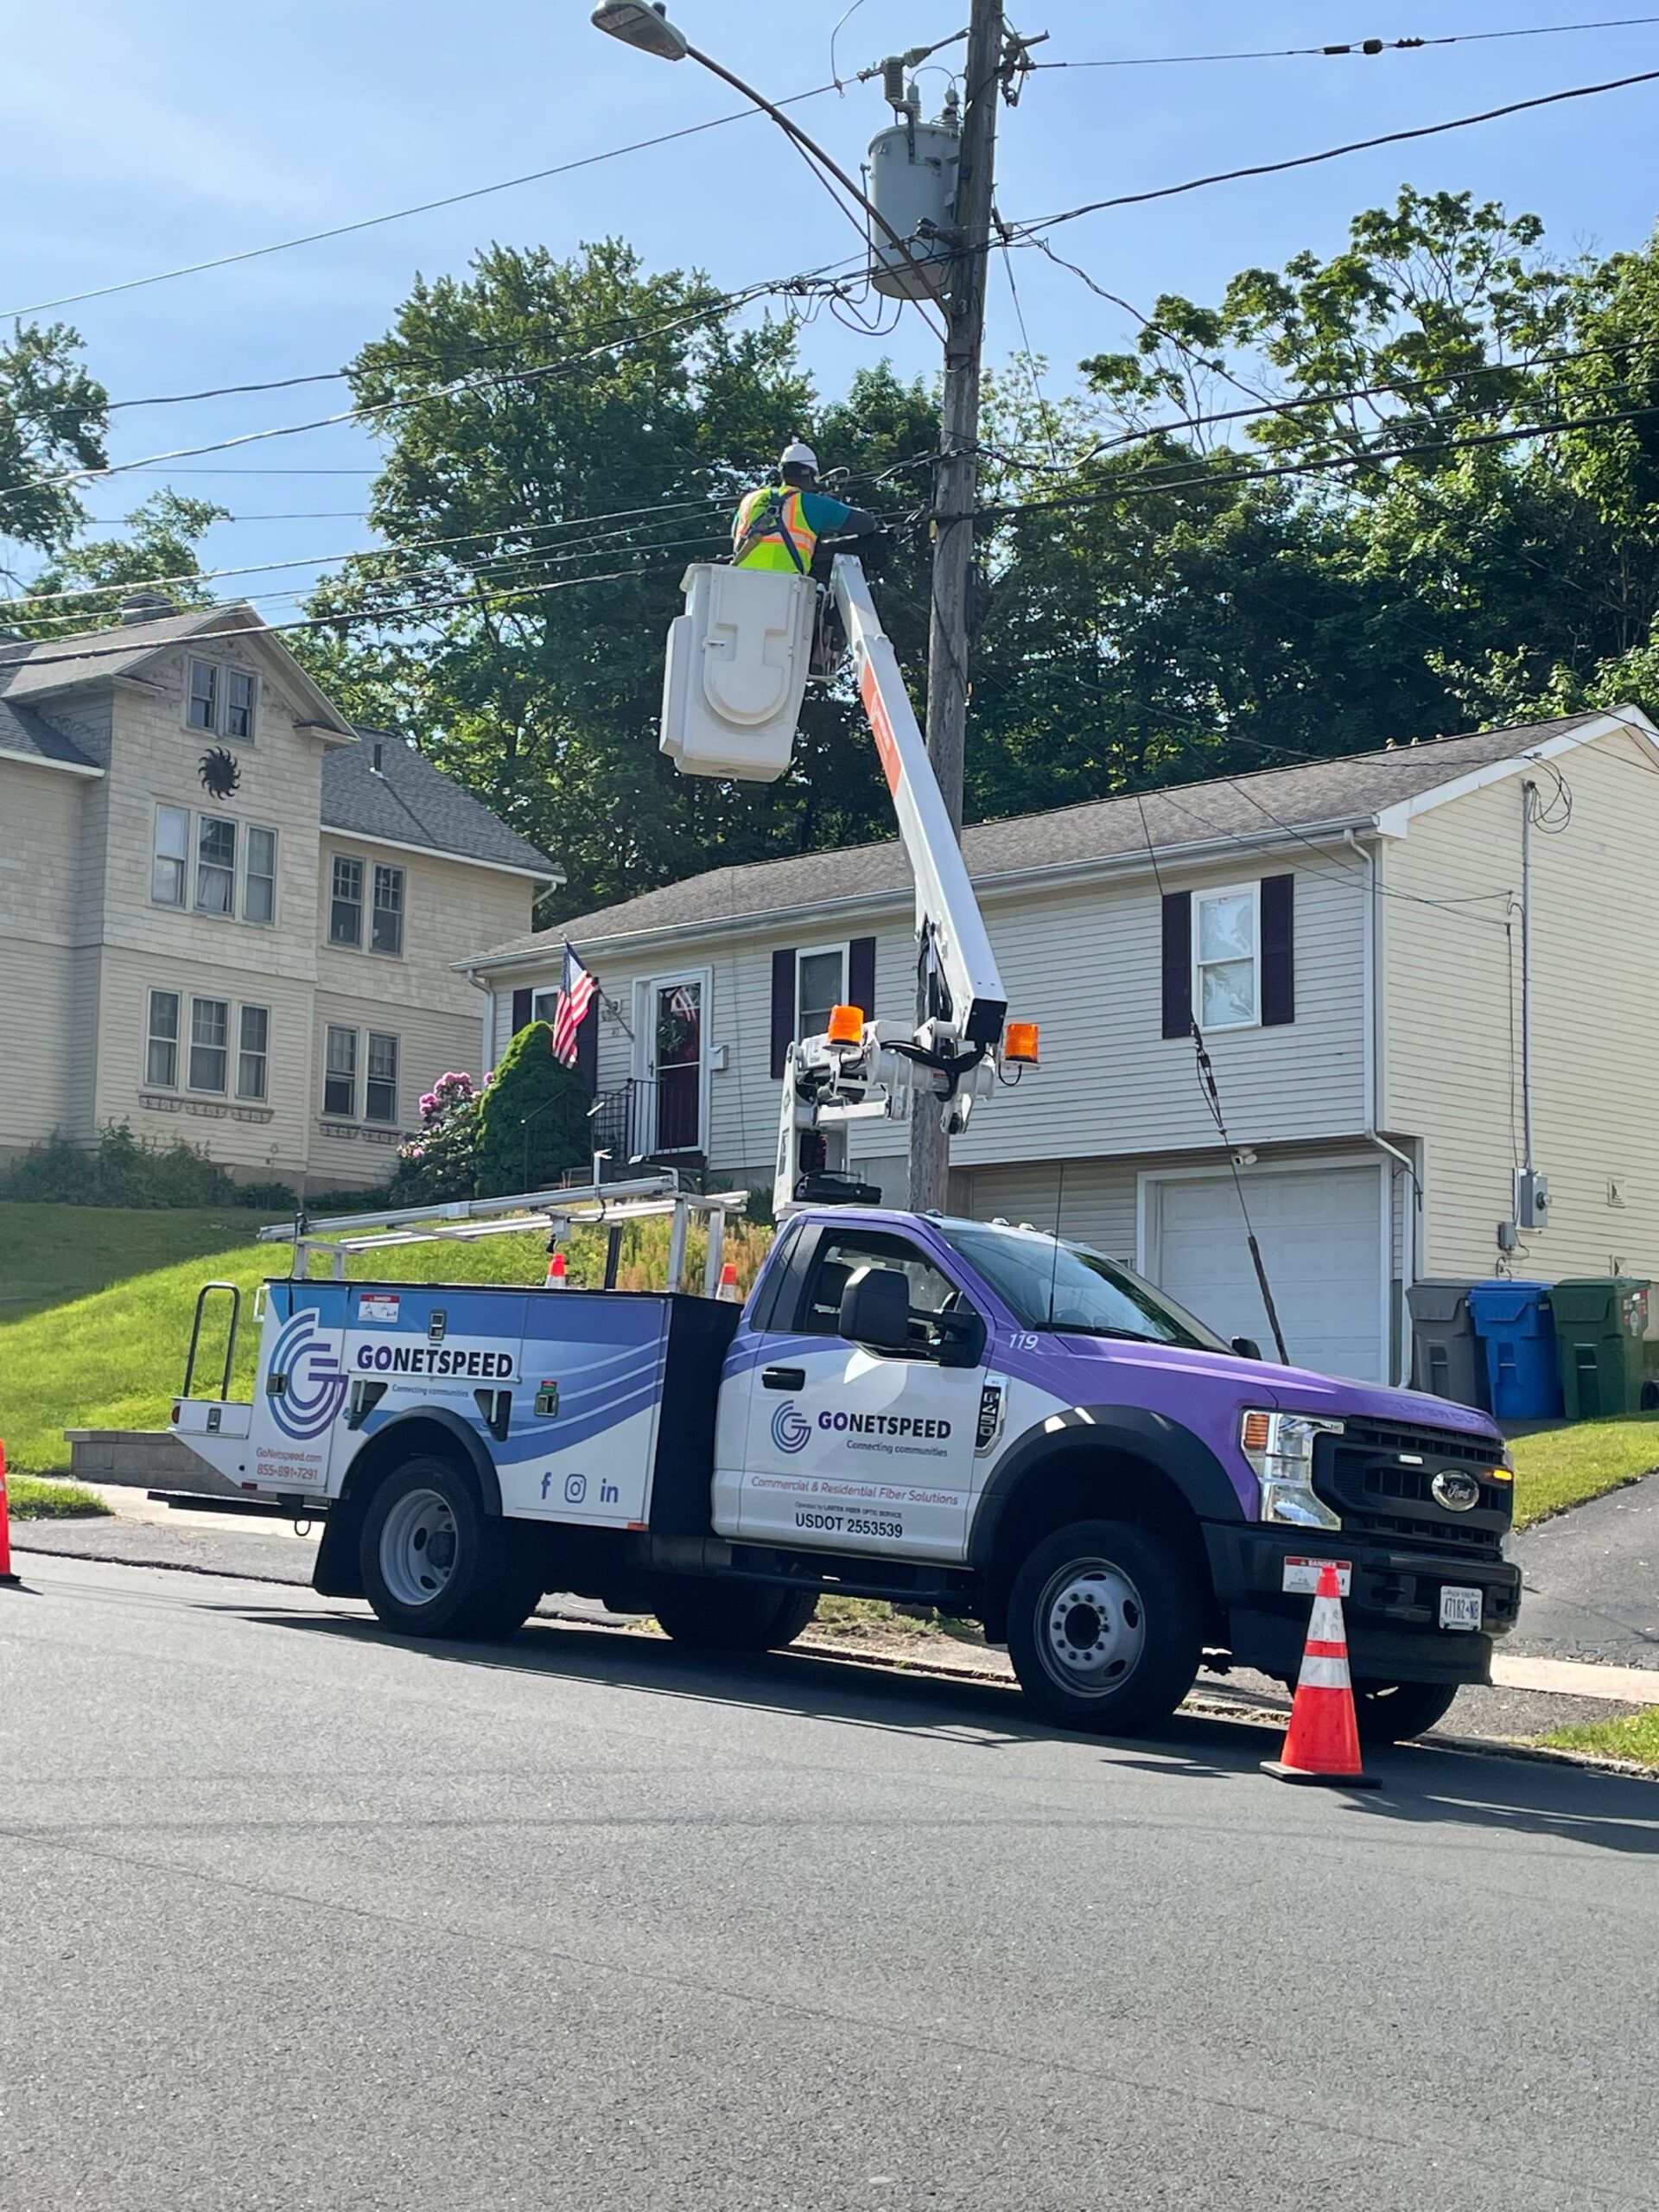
467;709;1659;1386
0;598;557;1192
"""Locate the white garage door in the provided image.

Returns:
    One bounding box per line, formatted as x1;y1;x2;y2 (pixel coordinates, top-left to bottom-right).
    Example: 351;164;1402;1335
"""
1145;1163;1385;1382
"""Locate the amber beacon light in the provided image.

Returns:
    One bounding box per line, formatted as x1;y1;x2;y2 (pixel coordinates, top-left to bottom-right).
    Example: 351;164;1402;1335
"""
1003;1021;1040;1066
826;1003;866;1046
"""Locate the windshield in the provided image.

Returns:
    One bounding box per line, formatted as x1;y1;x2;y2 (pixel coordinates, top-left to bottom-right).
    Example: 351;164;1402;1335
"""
939;1222;1230;1351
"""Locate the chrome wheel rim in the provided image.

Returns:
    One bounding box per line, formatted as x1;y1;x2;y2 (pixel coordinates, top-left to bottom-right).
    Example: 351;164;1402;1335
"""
379;1487;459;1608
1035;1555;1147;1699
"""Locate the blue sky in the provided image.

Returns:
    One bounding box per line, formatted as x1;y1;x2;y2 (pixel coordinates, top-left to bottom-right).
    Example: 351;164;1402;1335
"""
5;2;1659;615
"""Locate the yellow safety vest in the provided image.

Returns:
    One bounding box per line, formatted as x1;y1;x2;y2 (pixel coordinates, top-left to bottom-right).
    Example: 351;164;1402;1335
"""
732;484;817;574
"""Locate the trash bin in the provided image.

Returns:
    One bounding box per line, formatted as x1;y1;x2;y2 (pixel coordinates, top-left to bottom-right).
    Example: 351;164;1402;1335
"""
1548;1277;1656;1420
1466;1281;1563;1421
1408;1282;1490;1410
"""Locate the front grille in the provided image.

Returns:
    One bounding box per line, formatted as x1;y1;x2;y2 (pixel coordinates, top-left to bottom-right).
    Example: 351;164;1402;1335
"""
1314;1416;1511;1559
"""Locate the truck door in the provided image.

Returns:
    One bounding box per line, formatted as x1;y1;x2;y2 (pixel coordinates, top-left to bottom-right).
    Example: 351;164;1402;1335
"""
736;1224;986;1561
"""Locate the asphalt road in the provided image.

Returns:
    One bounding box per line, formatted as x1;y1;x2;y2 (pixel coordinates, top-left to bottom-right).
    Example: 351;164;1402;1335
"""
1512;1472;1659;1669
4;1555;1657;2212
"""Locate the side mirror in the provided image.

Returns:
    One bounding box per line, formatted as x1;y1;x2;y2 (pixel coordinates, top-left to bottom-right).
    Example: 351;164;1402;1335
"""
1231;1335;1262;1362
937;1306;987;1369
839;1268;910;1352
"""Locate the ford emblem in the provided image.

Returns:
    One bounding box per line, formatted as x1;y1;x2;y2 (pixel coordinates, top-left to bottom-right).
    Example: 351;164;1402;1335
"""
1431;1470;1482;1512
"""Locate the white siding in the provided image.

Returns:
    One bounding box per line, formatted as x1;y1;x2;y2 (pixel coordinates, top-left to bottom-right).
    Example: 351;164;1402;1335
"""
495;851;1370;1185
1382;723;1659;1281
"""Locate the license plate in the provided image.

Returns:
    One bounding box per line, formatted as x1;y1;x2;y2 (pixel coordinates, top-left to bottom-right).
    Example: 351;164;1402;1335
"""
1439;1585;1483;1631
1281;1557;1351;1595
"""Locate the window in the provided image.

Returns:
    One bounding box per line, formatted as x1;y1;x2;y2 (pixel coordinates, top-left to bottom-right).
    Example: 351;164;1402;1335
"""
371;864;404;956
225;669;256;741
1194;885;1259;1030
195;817;236;916
938;1223;1225;1350
189;997;229;1091
188;660;218;732
365;1032;399;1123
152;805;188;907
797;946;846;1040
145;990;180;1087
243;827;276;924
323;1026;357;1116
798;1228;961;1355
237;1005;269;1101
329;856;363;946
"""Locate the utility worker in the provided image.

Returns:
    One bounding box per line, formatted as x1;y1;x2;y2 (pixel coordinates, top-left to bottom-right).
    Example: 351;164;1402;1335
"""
731;441;881;576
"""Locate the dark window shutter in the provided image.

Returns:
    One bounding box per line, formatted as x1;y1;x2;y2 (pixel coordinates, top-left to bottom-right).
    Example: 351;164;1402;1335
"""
770;948;798;1078
1261;874;1295;1027
511;987;532;1035
848;935;876;1019
575;988;600;1096
1160;893;1192;1039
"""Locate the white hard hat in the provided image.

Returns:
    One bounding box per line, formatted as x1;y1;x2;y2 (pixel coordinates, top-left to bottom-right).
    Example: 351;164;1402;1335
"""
780;440;818;474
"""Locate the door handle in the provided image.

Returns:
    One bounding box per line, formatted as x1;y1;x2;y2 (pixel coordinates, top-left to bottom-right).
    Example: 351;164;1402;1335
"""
762;1366;805;1390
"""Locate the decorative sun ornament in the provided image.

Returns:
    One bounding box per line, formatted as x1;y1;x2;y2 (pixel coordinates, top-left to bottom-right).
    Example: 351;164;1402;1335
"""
198;746;240;799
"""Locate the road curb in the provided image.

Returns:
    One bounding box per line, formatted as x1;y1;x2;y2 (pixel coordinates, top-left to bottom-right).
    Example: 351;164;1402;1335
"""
18;1538;1656;1781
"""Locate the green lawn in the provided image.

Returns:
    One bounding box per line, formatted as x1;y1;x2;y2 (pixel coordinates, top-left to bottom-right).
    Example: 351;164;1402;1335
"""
8;1474;111;1519
1509;1419;1659;1529
0;1209;772;1473
0;1200;287;1322
1539;1708;1659;1768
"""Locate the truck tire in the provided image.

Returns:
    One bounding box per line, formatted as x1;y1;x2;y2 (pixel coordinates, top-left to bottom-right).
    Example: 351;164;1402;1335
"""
359;1456;542;1641
1007;1519;1200;1735
1352;1679;1459;1744
652;1580;818;1652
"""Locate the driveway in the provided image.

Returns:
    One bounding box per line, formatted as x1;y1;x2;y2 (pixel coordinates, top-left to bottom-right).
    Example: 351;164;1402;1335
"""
1511;1471;1659;1669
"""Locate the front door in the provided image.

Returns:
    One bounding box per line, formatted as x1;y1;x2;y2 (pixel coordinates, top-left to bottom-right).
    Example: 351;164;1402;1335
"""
645;973;704;1155
736;1224;987;1562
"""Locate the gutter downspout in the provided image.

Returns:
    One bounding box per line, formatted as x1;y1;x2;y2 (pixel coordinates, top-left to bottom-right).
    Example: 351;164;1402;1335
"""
1354;830;1420;1389
461;966;498;1076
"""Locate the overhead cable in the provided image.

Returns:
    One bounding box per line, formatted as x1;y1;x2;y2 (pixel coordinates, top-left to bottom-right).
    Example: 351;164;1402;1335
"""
1033;16;1659;69
1009;65;1659;240
0;87;839;322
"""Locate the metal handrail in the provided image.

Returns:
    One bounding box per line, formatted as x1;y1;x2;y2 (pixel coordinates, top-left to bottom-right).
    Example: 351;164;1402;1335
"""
182;1282;241;1400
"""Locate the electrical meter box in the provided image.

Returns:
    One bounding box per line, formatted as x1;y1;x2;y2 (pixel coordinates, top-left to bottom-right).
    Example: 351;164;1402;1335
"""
660;563;816;783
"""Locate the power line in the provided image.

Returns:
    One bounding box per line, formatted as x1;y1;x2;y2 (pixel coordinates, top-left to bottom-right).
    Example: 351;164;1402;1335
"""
0;251;870;512
984;397;1659;519
0;556;703;675
1009;64;1659;241
1033;16;1659;70
0;87;840;323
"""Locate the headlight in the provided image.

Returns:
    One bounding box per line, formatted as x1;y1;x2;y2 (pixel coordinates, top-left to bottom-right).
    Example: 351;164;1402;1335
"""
1240;1409;1344;1529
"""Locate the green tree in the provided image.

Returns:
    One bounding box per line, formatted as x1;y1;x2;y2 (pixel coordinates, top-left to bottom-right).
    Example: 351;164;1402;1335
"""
11;489;227;640
473;1025;591;1198
0;322;109;588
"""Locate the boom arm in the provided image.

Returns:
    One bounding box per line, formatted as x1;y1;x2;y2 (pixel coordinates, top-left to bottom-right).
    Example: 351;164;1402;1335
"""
832;556;1007;1058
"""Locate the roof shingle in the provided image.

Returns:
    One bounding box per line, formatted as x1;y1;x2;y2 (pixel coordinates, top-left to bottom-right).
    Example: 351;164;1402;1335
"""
324;733;558;879
475;715;1605;965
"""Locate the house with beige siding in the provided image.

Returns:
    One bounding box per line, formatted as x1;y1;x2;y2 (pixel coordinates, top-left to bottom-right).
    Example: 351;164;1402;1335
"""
0;599;556;1192
467;709;1659;1387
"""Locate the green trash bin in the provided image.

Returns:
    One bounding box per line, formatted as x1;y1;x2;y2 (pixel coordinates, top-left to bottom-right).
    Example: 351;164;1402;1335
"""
1549;1278;1656;1420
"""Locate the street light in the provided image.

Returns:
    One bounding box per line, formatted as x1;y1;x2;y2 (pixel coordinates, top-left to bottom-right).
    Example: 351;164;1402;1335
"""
588;1;941;311
589;2;687;61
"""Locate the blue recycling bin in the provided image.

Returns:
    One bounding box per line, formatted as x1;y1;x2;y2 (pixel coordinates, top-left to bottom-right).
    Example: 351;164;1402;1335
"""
1466;1281;1563;1421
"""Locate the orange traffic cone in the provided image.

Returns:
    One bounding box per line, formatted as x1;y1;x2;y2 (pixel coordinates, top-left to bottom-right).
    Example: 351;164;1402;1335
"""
1262;1563;1379;1788
544;1249;568;1289
716;1261;741;1303
0;1440;22;1590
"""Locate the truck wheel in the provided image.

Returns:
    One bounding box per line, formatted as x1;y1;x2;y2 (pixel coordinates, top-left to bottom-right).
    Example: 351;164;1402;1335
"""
1007;1519;1200;1735
652;1580;818;1652
360;1457;540;1641
1352;1679;1459;1744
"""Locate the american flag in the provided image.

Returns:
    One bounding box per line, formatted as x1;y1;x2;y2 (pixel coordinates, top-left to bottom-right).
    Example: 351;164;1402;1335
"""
551;941;598;1067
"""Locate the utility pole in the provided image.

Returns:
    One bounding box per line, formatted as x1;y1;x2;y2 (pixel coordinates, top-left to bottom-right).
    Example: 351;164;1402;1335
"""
908;0;1005;1214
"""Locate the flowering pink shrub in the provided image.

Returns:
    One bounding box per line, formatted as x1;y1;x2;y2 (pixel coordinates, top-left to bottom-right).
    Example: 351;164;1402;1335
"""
390;1069;478;1203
